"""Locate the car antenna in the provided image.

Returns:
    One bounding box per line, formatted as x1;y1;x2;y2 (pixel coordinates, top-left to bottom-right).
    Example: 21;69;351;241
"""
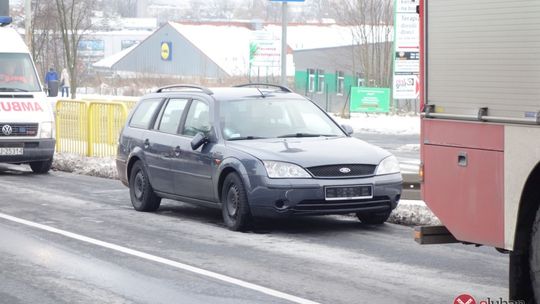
256;87;266;98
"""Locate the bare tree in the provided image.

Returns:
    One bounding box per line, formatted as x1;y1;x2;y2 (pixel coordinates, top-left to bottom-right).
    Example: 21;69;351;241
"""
334;0;394;88
54;0;95;99
29;0;63;79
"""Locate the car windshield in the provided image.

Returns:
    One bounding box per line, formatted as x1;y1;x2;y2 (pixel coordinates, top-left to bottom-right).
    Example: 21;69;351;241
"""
220;98;346;140
0;53;41;92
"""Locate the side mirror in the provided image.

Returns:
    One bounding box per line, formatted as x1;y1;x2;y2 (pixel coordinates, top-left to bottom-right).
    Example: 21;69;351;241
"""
191;132;208;150
341;124;354;135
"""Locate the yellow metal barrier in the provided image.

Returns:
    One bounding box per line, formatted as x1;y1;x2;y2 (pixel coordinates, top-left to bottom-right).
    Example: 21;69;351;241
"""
56;99;130;157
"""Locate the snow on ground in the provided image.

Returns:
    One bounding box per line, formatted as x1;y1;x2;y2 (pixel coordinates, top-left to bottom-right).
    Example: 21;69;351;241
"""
53;153;118;180
331;113;420;135
396;144;420;152
52;152;439;226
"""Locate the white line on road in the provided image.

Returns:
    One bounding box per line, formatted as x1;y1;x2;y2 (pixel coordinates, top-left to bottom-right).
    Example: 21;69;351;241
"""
0;212;320;304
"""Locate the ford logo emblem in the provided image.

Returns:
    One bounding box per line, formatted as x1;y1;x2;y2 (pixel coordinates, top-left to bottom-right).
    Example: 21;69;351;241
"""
339;167;351;174
2;124;12;136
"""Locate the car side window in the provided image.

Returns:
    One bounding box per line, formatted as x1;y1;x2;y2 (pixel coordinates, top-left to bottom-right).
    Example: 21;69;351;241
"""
129;98;162;129
157;98;189;134
182;100;210;137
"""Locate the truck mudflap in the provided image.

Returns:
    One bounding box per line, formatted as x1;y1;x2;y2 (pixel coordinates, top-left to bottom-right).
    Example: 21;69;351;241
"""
414;225;459;245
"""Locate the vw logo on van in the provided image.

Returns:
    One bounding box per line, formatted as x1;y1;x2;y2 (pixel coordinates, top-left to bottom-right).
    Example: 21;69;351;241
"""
339;167;351;174
2;125;12;136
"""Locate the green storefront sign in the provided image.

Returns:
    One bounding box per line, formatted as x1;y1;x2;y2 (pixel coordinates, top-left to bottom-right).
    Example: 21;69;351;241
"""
350;87;391;113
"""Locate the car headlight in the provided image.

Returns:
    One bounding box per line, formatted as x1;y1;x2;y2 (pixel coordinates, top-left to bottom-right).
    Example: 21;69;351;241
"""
40;122;55;139
263;161;311;178
375;155;400;175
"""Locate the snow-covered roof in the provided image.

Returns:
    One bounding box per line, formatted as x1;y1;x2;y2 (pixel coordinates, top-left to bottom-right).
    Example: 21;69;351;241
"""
169;22;256;77
93;21;393;77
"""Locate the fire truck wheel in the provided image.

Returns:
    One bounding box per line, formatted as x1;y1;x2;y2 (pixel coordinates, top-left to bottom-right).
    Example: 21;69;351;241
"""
29;159;53;174
356;211;391;225
529;207;540;300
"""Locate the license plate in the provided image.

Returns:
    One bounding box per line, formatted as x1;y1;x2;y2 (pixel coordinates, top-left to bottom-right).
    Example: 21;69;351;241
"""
325;185;373;200
0;147;24;156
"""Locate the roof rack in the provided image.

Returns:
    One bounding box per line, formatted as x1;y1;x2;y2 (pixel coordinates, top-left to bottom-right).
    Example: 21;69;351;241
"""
155;84;213;95
233;83;292;93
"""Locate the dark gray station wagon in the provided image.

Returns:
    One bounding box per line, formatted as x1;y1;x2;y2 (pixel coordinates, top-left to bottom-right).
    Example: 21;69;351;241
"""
116;84;402;231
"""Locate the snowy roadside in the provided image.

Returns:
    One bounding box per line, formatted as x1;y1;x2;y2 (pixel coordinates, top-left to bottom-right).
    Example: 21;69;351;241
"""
331;113;420;135
52;152;439;227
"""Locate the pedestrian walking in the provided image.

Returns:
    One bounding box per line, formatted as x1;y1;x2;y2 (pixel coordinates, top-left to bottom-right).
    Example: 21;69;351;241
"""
60;68;70;97
44;67;58;96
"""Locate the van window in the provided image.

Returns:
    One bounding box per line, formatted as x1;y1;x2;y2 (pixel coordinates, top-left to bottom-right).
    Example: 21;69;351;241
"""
0;53;41;92
130;98;162;129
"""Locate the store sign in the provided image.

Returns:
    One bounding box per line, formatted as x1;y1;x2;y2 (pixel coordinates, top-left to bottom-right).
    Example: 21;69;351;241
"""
350;87;391;113
161;42;172;61
250;31;280;67
393;0;420;99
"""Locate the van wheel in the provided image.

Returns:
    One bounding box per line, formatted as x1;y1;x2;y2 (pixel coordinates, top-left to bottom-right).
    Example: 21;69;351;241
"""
356;211;391;225
221;173;252;231
129;161;161;212
30;159;53;174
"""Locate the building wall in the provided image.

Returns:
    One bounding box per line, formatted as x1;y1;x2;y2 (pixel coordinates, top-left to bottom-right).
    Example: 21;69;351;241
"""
294;45;363;113
113;24;227;78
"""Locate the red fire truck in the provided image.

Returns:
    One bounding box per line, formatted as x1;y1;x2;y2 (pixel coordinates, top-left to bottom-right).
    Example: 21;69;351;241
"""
415;0;540;302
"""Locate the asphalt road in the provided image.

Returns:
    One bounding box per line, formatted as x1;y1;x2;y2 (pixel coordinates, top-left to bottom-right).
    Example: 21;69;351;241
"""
0;164;507;304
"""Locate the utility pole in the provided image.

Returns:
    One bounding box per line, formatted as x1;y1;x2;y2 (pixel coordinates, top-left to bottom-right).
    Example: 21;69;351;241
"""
280;2;288;87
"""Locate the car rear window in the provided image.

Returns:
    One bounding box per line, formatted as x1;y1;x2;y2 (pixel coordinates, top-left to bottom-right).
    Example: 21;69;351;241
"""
130;98;161;129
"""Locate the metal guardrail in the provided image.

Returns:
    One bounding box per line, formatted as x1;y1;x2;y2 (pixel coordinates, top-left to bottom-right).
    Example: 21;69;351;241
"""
56;99;131;157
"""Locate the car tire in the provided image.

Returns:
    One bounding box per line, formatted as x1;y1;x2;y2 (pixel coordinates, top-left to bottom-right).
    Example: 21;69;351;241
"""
129;161;161;212
29;159;53;174
221;173;252;231
530;207;540;301
356;211;391;225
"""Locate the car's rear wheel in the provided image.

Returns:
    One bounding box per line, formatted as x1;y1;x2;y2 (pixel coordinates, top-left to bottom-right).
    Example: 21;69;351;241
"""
29;159;53;174
221;173;252;231
129;161;161;212
356;211;391;225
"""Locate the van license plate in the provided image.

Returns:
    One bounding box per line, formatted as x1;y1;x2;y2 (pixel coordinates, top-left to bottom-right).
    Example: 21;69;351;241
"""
0;148;24;155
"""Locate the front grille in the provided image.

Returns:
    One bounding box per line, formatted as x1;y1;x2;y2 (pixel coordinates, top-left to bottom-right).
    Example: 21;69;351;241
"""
292;196;391;213
0;123;38;137
307;164;376;178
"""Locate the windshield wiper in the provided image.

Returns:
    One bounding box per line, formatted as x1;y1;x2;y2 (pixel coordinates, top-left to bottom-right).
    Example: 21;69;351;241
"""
0;87;29;92
277;133;338;138
227;136;267;141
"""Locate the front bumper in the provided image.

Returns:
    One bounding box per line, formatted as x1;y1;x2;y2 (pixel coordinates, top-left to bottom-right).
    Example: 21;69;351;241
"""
246;173;402;218
0;139;55;164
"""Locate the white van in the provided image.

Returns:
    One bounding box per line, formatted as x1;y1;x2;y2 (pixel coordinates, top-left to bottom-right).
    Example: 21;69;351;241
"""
0;17;55;173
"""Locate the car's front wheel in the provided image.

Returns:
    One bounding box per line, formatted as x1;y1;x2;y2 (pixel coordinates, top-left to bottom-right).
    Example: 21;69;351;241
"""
129;161;161;212
221;173;252;231
29;159;53;174
356;211;391;225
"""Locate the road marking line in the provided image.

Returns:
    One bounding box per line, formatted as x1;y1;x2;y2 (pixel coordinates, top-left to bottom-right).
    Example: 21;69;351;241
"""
0;212;319;304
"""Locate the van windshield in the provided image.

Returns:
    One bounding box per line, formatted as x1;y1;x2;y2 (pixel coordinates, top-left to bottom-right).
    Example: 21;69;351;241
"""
0;53;41;92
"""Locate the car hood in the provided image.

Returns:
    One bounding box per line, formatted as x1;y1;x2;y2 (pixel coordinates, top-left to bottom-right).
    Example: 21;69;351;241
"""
225;136;391;168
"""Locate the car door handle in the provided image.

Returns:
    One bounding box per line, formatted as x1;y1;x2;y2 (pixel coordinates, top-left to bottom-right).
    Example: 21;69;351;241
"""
174;146;182;157
143;139;150;149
